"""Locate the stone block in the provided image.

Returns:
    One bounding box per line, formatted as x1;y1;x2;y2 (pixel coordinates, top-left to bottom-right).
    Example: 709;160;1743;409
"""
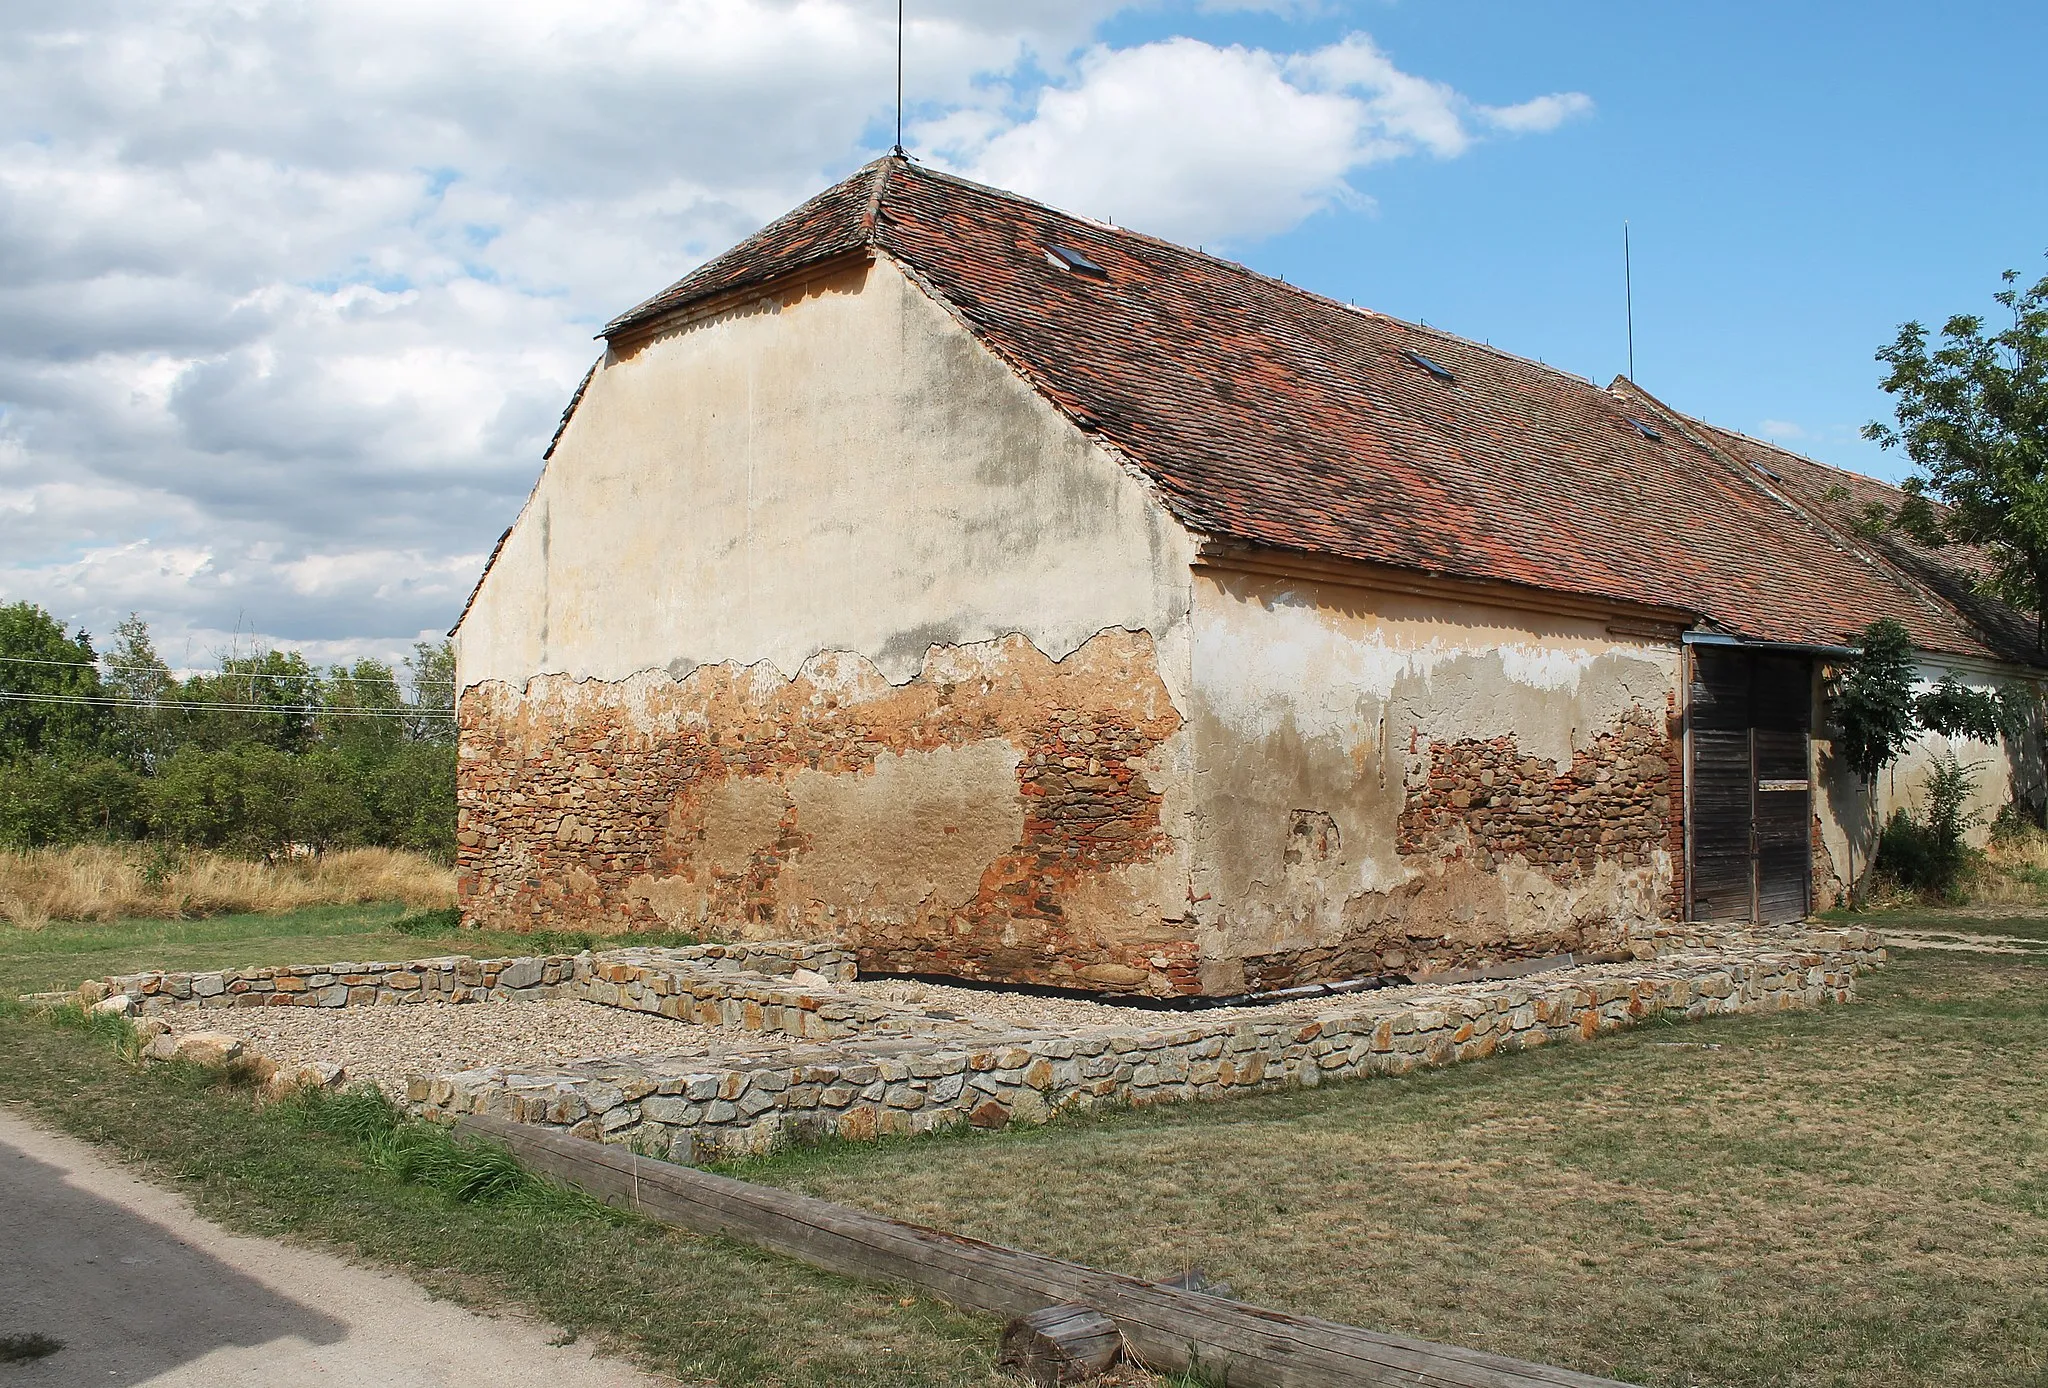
172;1032;244;1066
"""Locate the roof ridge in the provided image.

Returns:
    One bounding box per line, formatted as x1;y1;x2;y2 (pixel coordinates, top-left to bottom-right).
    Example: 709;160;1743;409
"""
891;160;1601;394
858;153;898;239
1689;416;1916;496
1621;380;1993;654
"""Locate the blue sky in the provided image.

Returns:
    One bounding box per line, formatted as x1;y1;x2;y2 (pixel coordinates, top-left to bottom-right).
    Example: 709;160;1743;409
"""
0;0;2041;663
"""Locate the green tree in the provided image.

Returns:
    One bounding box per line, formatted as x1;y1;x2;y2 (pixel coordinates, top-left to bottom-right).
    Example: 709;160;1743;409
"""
0;756;146;849
291;747;375;851
1865;258;2048;652
368;741;457;860
320;658;404;761
404;638;456;746
148;744;299;857
0;602;105;760
180;649;323;754
1829;619;1922;902
1914;674;2005;744
100;613;179;770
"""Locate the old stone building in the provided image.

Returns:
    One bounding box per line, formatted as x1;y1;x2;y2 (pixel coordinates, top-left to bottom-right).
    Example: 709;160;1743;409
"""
452;155;2042;997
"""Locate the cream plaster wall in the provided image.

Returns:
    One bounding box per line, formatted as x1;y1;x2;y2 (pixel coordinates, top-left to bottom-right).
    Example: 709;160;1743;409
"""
1187;570;1681;984
1813;660;2045;894
456;254;1196;697
454;254;1204;970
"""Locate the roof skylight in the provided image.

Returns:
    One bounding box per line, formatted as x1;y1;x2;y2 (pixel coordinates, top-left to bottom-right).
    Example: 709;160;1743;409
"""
1047;244;1108;278
1630;419;1663;441
1401;349;1454;383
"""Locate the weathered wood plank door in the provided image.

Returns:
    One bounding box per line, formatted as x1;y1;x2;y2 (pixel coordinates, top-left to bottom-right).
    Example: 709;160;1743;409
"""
1688;647;1813;923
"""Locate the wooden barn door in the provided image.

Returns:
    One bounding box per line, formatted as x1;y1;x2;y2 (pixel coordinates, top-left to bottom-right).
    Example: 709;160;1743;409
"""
1688;647;1814;923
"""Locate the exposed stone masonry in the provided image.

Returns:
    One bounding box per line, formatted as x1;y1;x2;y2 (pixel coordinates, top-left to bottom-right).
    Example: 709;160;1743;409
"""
458;630;1195;994
1397;708;1673;877
1231;710;1680;994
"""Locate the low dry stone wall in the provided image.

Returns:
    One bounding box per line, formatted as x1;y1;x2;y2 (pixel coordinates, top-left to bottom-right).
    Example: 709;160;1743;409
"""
78;941;855;1015
80;955;588;1011
413;928;1883;1162
70;925;1882;1161
582;953;914;1041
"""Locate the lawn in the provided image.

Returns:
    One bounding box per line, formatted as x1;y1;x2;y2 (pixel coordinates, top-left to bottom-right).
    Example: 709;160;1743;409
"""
730;944;2048;1388
4;902;2044;1387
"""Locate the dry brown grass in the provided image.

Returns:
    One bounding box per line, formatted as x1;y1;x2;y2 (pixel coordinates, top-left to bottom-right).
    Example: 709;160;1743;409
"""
0;845;453;927
739;950;2048;1388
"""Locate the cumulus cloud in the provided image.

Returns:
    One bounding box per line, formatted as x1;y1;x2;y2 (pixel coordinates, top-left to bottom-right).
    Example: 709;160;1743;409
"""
931;32;1592;245
0;1;1589;664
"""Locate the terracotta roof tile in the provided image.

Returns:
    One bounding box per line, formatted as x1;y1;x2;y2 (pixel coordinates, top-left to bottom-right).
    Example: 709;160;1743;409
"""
605;157;2032;667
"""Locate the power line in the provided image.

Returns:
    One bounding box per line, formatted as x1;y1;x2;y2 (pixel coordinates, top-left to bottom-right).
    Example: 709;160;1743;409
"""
0;654;455;689
0;690;453;720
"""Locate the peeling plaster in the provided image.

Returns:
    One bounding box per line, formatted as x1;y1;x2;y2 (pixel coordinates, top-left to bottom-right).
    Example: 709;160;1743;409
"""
1189;571;1682;981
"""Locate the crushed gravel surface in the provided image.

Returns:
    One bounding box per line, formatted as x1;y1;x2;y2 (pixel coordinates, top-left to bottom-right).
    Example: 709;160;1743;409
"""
160;1000;745;1098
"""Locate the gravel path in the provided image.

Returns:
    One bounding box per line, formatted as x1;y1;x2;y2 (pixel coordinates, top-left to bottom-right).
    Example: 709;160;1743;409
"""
160;1000;738;1097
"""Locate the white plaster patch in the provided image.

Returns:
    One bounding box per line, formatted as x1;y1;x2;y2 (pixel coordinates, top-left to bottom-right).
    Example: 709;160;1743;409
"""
1194;586;1670;761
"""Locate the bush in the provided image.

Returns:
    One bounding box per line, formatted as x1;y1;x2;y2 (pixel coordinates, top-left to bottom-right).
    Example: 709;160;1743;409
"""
367;742;456;861
1876;753;1986;900
0;757;148;850
148;745;300;857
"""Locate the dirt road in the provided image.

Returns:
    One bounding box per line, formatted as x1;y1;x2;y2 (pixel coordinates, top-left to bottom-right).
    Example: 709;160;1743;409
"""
0;1106;664;1386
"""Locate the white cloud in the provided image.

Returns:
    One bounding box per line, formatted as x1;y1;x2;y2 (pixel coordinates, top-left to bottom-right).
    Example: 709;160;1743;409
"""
0;1;1590;664
1479;91;1596;134
1758;419;1811;440
927;32;1590;246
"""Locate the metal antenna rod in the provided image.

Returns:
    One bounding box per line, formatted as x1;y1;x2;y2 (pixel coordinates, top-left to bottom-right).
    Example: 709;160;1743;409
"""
894;0;905;154
1624;220;1635;381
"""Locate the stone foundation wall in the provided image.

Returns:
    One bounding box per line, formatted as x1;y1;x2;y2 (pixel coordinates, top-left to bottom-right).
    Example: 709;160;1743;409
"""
414;929;1883;1162
82;955;588;1011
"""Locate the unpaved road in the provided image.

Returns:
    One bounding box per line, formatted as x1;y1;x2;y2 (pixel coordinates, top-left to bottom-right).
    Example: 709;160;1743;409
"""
0;1106;664;1386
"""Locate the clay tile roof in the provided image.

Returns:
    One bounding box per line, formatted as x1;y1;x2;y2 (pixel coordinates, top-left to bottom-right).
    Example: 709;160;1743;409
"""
605;156;2037;668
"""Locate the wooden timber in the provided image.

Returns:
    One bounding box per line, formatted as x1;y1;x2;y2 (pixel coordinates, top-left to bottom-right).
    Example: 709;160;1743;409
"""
457;1114;1634;1388
999;1304;1121;1385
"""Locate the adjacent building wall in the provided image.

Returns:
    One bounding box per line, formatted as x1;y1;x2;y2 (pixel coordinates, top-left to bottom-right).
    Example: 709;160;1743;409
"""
1186;568;1684;994
456;255;1204;993
1811;659;2045;906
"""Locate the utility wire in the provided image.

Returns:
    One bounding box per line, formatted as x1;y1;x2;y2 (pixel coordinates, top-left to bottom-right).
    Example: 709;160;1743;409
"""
0;654;455;689
0;690;453;720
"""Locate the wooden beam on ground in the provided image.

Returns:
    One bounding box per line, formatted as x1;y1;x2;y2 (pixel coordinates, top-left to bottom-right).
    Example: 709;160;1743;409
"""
1000;1304;1121;1385
457;1114;1633;1388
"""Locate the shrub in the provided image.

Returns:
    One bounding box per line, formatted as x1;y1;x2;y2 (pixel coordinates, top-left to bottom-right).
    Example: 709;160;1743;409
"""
1876;753;1986;900
0;757;147;850
367;742;456;861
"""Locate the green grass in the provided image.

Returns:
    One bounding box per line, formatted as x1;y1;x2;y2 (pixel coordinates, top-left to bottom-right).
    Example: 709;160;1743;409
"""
0;1000;1015;1387
1819;904;2048;944
726;949;2048;1388
0;901;703;996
